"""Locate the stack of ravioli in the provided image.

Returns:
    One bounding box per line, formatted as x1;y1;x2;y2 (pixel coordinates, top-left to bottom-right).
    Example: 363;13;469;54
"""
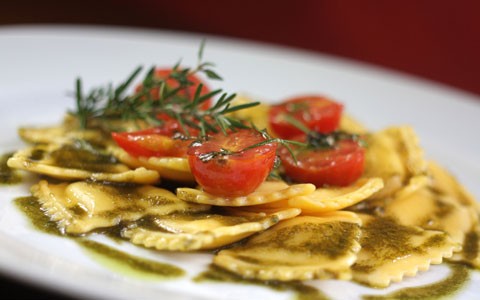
7;99;480;289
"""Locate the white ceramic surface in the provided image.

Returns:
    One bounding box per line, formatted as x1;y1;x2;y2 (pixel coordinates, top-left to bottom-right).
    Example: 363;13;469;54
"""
0;25;479;300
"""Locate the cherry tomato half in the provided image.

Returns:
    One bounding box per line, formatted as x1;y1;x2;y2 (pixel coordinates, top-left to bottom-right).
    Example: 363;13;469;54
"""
278;137;365;187
187;129;278;197
135;68;212;109
111;116;199;158
268;95;343;139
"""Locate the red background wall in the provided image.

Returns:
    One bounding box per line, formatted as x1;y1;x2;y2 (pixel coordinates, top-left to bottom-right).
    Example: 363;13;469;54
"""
1;0;479;97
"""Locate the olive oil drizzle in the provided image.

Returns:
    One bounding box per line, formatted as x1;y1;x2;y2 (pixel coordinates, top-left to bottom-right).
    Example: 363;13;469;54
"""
0;152;22;184
194;265;330;300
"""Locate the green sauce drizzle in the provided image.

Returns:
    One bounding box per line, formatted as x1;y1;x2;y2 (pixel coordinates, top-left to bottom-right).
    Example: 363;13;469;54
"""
463;230;479;261
50;143;119;173
195;265;330;300
14;196;62;236
14;196;185;280
0;152;22;184
362;263;470;300
352;217;449;275
78;239;184;280
239;221;359;260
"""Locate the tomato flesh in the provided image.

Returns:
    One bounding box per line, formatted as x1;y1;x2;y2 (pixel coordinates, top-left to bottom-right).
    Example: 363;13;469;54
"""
269;95;343;139
187;130;277;197
111;116;198;158
279;138;365;187
135;68;212;109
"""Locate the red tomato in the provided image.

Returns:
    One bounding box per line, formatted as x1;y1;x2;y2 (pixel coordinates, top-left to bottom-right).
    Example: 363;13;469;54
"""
187;129;278;197
135;68;212;109
111;116;199;158
278;137;365;187
268;95;343;139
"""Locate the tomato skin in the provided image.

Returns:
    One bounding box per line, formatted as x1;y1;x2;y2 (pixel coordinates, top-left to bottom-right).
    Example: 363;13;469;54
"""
278;138;365;187
111;116;198;158
187;130;278;197
112;131;191;158
269;95;343;139
135;68;212;109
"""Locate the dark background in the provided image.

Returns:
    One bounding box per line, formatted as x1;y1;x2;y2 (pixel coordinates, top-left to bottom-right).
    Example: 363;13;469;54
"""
2;0;480;97
0;0;479;299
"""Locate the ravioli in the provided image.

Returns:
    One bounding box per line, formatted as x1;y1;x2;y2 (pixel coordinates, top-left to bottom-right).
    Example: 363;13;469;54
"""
285;177;383;213
385;187;477;246
363;126;427;200
428;161;479;209
109;145;195;182
424;161;480;267
450;227;480;268
213;211;362;281
177;181;316;206
352;215;460;288
31;180;210;234
7;67;480;291
18;125;108;147
123;208;300;251
339;113;368;134
391;175;431;201
227;95;271;131
8;142;159;184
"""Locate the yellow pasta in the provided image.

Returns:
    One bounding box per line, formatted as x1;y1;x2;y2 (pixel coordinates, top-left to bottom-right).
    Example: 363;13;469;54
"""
213;211;362;281
177;181;316;206
123;208;300;251
363;126;427;199
109;145;194;182
352;214;460;288
32;180;209;234
8;142;159;184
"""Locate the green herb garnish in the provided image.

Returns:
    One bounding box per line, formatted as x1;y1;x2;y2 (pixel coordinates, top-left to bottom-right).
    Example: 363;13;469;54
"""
72;42;257;138
283;114;363;150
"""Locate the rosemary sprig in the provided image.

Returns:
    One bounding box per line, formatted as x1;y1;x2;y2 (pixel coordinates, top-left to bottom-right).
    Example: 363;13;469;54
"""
283;114;362;150
71;43;310;166
194;129;305;164
72;42;235;136
306;131;363;149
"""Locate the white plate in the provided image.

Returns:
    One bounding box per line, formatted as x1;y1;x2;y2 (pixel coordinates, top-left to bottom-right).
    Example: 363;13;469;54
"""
0;25;479;300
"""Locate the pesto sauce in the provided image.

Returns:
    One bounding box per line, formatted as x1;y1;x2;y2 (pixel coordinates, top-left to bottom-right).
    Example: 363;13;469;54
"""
194;265;330;300
14;196;185;280
462;230;479;261
433;198;455;219
362;263;470;300
352;217;449;274
0;152;22;184
78;239;184;279
359;217;424;260
50;144;119;173
14;196;63;236
239;221;359;259
158;211;271;227
12;195;475;298
29;148;45;161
